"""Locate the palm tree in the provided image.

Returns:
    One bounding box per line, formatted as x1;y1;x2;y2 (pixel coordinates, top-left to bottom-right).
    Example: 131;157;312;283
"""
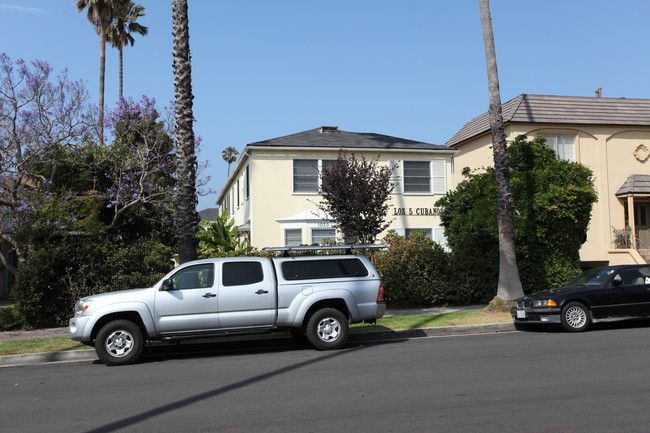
478;0;523;300
172;0;200;263
107;1;148;98
222;146;239;176
77;0;116;145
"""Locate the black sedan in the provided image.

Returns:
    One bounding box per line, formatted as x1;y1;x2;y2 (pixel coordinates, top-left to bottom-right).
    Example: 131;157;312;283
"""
511;265;650;331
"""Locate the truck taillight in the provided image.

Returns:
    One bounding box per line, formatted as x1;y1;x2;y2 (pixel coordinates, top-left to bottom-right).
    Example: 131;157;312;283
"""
377;284;385;302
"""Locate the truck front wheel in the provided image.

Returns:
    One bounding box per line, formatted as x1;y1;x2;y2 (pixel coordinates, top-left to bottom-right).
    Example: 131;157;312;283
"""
95;320;144;366
305;308;349;350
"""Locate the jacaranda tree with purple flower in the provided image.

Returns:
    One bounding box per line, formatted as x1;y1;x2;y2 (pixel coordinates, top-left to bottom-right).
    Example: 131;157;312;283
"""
0;54;208;326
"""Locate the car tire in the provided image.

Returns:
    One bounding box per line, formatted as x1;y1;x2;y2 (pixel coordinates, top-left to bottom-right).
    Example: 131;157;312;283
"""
305;308;349;350
561;302;591;332
95;320;144;366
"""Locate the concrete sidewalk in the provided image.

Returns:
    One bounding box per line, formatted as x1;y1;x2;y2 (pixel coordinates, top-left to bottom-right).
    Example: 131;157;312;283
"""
0;305;515;367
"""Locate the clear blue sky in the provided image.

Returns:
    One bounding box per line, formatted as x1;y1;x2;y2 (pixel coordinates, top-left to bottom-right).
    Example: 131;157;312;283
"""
2;1;650;210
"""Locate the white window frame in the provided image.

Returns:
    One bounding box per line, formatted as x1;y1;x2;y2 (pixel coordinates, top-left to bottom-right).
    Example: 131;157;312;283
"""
542;134;576;162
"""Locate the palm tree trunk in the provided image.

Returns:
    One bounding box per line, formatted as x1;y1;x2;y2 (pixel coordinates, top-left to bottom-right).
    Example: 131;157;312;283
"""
478;0;523;300
118;46;124;97
171;0;199;263
98;31;106;145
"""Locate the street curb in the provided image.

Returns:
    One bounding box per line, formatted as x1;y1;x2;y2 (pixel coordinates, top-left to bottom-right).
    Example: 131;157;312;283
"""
0;349;97;367
349;322;516;342
0;322;515;367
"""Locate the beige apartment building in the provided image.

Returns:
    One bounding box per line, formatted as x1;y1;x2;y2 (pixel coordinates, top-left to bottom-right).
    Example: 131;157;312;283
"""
216;126;456;249
446;93;650;266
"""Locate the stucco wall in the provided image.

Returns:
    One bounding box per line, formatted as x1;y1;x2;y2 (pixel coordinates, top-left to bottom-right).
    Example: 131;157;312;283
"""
451;123;650;264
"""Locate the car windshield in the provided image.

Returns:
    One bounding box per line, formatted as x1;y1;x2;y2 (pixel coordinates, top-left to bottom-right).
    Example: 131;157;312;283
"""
564;267;617;287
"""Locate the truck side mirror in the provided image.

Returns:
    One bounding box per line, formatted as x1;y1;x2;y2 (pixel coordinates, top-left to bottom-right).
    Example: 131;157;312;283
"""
161;278;174;291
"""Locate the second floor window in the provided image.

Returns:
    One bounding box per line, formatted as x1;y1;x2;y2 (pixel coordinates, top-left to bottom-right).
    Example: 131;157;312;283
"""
543;135;575;161
401;160;446;194
293;159;335;193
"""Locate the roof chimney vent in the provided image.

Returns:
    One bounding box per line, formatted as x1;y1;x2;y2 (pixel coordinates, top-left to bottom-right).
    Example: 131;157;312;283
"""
595;87;602;98
318;126;339;133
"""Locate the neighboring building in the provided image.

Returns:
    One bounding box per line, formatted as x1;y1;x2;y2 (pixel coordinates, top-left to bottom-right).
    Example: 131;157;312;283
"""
446;93;650;266
198;208;220;223
217;126;456;248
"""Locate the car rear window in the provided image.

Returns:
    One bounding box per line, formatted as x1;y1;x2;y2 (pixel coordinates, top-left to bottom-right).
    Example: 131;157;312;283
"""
281;258;368;281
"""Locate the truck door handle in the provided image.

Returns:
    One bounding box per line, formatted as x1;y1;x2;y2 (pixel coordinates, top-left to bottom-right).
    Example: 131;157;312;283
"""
202;293;217;298
255;289;269;295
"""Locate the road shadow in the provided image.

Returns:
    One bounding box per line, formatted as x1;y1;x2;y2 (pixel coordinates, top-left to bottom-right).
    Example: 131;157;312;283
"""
84;336;407;433
514;318;650;333
96;331;409;366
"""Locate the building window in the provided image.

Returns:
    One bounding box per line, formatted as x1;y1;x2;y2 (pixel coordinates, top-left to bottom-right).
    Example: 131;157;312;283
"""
285;229;302;246
236;179;240;207
311;228;336;245
293;159;336;193
403;161;430;193
293;159;318;193
405;228;432;239
543;135;575;161
245;166;250;199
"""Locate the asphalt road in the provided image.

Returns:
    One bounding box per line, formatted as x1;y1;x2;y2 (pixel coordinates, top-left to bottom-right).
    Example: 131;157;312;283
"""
3;325;650;433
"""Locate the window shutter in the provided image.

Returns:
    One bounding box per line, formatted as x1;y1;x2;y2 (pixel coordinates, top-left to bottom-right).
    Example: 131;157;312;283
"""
431;160;446;194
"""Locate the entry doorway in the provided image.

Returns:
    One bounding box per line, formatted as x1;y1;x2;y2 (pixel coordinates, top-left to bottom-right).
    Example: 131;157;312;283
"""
635;202;650;247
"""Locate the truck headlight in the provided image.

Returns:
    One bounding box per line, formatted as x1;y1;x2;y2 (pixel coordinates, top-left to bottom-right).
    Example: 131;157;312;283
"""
533;299;557;307
75;299;92;315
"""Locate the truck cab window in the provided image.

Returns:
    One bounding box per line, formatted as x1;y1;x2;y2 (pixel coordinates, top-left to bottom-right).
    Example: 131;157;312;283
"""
223;262;264;286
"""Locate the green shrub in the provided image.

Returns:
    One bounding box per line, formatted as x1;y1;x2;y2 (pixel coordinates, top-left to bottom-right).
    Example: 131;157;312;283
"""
12;237;175;328
0;304;24;330
374;231;450;307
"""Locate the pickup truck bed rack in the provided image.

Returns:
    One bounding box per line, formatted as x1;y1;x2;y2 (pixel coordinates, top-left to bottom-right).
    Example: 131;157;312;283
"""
262;244;388;256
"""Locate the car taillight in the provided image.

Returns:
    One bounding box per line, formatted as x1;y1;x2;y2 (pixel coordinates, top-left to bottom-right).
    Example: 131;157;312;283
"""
377;284;385;302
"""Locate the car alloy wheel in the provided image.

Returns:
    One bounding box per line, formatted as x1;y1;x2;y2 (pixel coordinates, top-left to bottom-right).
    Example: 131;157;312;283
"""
561;302;591;332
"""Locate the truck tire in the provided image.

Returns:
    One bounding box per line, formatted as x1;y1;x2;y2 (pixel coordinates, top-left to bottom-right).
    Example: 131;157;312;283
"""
95;319;144;366
305;308;349;350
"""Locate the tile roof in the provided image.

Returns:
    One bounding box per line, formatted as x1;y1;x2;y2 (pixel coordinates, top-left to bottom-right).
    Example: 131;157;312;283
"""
446;94;650;147
616;174;650;196
248;126;449;151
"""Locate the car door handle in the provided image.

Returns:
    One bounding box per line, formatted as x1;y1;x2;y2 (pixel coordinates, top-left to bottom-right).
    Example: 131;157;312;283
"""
255;289;269;295
202;293;217;298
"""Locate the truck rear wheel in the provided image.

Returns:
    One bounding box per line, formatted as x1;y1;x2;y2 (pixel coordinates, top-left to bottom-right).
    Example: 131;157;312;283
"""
95;319;144;366
305;308;349;350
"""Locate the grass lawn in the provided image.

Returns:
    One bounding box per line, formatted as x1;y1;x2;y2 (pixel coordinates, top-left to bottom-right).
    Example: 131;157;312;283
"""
351;309;512;332
0;309;513;356
0;336;88;356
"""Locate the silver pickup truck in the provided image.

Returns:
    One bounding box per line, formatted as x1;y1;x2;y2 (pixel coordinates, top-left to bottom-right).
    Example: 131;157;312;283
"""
69;250;386;365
